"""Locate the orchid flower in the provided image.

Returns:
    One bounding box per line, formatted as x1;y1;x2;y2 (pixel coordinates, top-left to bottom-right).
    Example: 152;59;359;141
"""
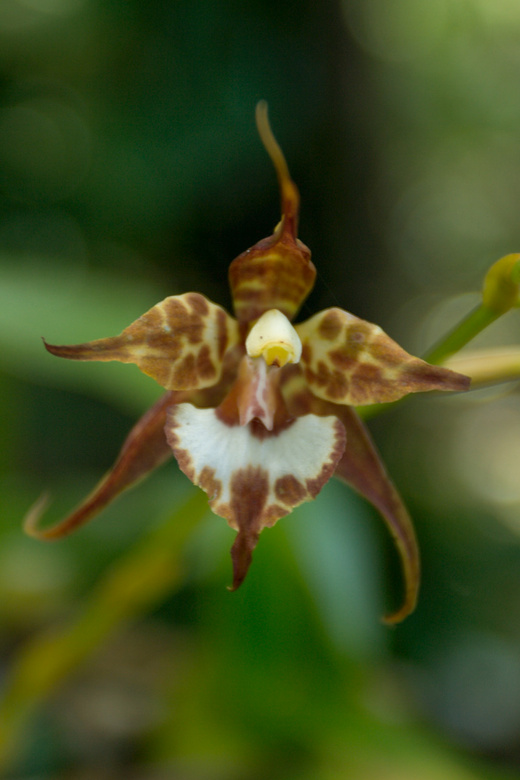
25;103;469;623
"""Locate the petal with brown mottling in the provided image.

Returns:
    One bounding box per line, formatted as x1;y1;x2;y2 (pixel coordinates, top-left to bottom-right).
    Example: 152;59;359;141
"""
44;293;241;391
296;308;470;405
165;403;346;589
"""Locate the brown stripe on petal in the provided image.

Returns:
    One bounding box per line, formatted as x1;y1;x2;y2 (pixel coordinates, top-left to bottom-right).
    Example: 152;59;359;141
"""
349;364;386;405
169;352;197;389
195;343;217;382
301;343;313;364
303;362;350;402
230;466;269;526
199;466;222;502
229;526;261;591
329;348;358;372
305;419;346;497
216;307;230;359
229;240;316;323
398;360;471;393
246;417;296;441
186;292;209;316
164;417;195;484
229;488;304;591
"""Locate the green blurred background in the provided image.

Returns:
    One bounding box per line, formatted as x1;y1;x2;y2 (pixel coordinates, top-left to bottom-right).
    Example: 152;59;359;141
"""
2;0;520;777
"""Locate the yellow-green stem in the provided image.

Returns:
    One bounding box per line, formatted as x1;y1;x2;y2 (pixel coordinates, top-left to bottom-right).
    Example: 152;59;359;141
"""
422;304;499;366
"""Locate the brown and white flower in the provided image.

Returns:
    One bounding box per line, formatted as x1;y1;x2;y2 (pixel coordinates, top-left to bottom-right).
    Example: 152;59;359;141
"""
25;103;469;622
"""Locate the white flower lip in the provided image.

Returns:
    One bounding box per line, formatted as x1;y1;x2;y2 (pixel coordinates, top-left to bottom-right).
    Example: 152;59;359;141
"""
245;309;302;367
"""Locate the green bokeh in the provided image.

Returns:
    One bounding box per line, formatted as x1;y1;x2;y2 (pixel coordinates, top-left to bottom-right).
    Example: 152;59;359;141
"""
2;1;520;777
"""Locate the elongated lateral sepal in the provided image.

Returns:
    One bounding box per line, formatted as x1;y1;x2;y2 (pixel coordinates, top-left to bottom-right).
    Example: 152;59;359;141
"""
280;368;419;623
24;392;176;539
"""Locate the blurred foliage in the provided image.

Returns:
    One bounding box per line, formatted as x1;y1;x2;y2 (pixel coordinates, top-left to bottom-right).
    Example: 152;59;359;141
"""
2;0;520;777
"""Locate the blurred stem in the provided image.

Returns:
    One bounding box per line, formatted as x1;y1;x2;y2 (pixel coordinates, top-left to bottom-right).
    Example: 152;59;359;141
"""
0;489;209;771
421;304;499;365
445;347;520;389
425;253;520;365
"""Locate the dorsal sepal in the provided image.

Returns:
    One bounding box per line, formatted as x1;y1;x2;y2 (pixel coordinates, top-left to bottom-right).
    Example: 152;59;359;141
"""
229;102;316;323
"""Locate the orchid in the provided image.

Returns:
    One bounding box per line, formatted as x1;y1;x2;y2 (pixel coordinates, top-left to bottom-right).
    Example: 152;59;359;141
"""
25;103;469;623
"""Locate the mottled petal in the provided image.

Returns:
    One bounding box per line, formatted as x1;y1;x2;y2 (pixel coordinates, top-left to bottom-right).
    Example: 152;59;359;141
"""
281;367;419;623
165;403;346;589
24;391;178;539
44;293;240;391
296;308;470;405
